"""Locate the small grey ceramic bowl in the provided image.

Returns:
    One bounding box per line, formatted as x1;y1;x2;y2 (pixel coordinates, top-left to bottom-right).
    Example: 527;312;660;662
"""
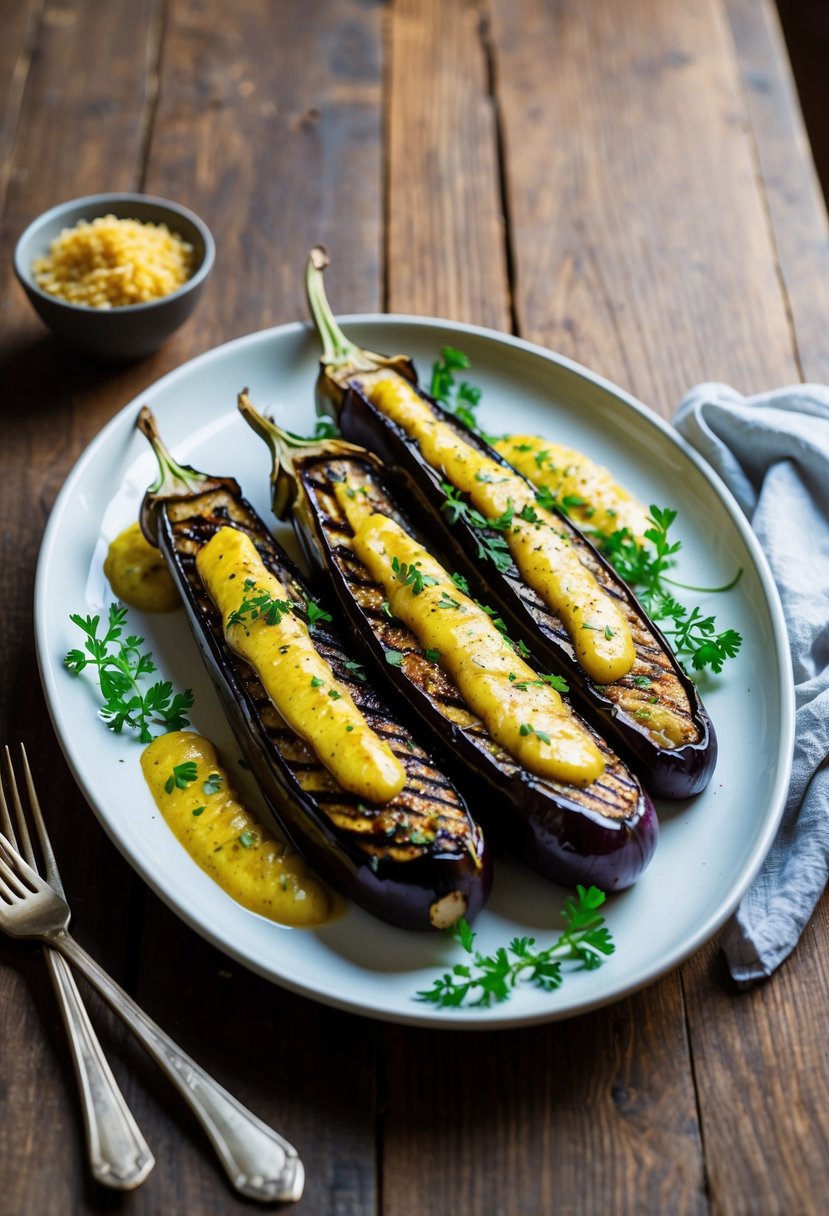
13;193;215;362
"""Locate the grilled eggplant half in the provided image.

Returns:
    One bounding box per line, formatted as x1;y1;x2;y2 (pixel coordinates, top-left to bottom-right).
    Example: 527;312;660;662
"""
239;395;658;893
136;407;490;931
305;248;716;800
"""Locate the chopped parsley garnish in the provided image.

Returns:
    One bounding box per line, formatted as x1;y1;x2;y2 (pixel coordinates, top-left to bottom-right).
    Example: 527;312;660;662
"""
423;648;441;663
344;659;367;682
227;583;294;628
305;600;333;628
385;650;405;667
391;555;440;596
429;347;500;441
203;772;223;795
437;591;463;611
191;806;206;817
64;604;194;744
328;688;342;700
310;676;325;688
417;885;614;1008
451;571;471;595
165;762;198;794
597;505;743;674
238;830;257;849
518;723;552;744
440;484;514;574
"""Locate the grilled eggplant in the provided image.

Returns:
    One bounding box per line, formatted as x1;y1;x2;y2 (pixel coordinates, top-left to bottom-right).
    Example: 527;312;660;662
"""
305;248;716;800
136;407;490;931
239;395;658;892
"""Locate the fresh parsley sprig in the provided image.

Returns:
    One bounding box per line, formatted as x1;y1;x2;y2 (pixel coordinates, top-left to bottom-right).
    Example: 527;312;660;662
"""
441;483;514;574
226;578;295;628
391;555;439;597
430;347;495;440
64;604;194;744
598;507;743;674
417;885;614;1008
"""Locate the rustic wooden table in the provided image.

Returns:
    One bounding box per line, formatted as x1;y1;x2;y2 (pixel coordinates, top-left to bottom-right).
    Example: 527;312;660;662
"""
2;1;829;1212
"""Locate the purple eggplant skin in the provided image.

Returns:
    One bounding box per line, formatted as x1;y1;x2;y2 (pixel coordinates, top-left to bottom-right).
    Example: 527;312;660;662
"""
238;404;658;893
136;412;491;932
331;378;717;801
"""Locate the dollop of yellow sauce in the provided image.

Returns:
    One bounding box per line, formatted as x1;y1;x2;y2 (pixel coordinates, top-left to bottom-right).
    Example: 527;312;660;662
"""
141;731;342;926
336;484;604;787
196;526;406;803
355;371;634;684
494;435;652;544
103;522;180;612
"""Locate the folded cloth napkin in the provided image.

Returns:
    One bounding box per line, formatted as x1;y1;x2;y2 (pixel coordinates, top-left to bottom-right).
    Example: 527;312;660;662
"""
674;383;829;984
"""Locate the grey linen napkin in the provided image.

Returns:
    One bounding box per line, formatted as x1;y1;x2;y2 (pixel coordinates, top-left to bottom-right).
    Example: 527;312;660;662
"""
674;382;829;984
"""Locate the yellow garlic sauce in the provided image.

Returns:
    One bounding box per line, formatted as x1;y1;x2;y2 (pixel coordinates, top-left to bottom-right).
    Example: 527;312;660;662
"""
354;370;634;684
495;435;652;544
104;522;180;612
141;732;342;926
196;526;405;803
336;484;604;787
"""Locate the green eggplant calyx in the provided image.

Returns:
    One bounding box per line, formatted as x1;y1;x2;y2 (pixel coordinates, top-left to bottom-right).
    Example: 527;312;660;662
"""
305;246;416;392
238;389;364;520
136;406;236;544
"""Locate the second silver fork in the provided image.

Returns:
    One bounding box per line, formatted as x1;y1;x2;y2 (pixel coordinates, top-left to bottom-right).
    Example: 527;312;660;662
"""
1;745;154;1190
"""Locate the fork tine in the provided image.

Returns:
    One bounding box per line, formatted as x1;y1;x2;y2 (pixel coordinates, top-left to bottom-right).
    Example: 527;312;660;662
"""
0;758;14;842
17;744;64;897
0;837;33;900
3;746;36;869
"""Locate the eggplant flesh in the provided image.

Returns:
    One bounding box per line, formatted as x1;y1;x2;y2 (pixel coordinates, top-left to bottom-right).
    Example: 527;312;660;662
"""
281;447;658;892
332;377;717;800
147;479;490;931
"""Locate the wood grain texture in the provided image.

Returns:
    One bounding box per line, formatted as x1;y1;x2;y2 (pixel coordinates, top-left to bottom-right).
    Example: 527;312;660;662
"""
382;978;705;1216
112;2;385;1212
3;0;829;1212
386;0;510;329
382;4;705;1214
144;0;384;349
726;0;829;384
0;3;167;1213
683;914;829;1216
490;0;800;418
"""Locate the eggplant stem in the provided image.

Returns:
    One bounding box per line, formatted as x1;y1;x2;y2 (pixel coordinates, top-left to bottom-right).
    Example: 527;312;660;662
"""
306;246;390;373
305;247;358;367
137;405;211;497
238;389;364;519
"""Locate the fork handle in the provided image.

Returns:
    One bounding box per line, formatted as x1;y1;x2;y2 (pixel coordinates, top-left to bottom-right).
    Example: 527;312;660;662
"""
44;948;155;1189
49;928;304;1204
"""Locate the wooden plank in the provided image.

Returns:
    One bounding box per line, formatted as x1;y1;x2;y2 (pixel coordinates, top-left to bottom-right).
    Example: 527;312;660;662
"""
491;0;799;420
726;0;829;383
143;0;384;352
383;4;706;1214
683;911;829;1215
386;0;510;329
0;0;40;211
0;3;168;1212
493;0;829;1212
383;978;706;1216
116;2;385;1212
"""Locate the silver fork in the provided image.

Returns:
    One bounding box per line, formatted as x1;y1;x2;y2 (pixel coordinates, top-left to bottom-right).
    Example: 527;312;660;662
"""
0;745;154;1190
0;745;304;1205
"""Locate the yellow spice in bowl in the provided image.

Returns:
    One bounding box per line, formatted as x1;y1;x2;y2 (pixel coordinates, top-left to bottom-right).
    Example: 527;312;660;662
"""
32;214;195;308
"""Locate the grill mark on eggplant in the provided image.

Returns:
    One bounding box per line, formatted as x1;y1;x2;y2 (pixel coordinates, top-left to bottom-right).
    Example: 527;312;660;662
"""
162;489;478;864
297;456;645;825
342;380;711;773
